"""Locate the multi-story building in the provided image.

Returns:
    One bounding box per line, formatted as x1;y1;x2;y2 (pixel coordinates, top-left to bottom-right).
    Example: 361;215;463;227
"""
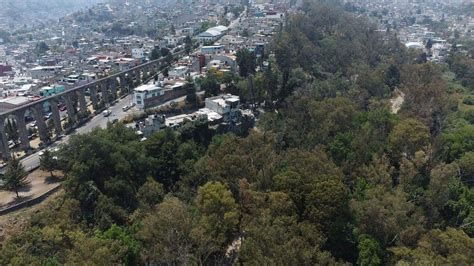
133;83;164;110
204;94;240;122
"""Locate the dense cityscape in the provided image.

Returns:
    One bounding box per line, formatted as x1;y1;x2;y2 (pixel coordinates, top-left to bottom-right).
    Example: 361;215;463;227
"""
0;0;472;264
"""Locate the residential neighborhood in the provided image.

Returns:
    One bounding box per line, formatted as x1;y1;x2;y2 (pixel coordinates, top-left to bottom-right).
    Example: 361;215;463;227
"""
0;0;287;161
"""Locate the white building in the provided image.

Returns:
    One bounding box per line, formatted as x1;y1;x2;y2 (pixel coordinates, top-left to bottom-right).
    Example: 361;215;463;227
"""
133;84;164;110
29;65;63;79
197;29;222;43
139;114;166;137
196;25;229;43
164;36;186;46
132;48;145;59
169;66;188;78
205;94;240;122
405;42;423;49
116;58;137;71
200;45;225;54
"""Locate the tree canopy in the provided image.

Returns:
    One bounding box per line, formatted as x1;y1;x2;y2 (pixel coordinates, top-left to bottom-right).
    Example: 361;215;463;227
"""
0;1;473;265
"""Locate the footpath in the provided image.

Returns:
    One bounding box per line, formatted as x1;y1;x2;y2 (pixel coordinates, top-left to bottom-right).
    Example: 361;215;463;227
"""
0;170;62;215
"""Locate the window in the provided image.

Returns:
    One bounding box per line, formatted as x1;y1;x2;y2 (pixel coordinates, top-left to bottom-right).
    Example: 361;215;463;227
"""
137;100;142;104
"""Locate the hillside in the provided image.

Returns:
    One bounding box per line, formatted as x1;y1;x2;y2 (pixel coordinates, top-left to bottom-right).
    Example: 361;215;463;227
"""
0;0;104;27
0;1;472;265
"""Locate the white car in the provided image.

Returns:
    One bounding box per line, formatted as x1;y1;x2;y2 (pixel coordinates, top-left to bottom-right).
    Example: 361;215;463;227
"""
102;110;112;117
38;147;59;157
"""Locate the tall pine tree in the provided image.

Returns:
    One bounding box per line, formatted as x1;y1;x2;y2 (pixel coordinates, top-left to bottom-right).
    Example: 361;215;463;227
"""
1;156;29;198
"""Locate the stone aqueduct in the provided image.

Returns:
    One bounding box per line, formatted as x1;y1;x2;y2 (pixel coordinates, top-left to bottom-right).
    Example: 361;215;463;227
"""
0;51;183;160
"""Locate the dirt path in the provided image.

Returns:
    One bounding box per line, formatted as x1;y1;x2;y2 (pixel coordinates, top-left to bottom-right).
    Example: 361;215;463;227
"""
0;170;62;209
390;89;405;114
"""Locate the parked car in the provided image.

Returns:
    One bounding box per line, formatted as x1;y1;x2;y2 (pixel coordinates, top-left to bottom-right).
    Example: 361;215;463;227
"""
43;113;52;120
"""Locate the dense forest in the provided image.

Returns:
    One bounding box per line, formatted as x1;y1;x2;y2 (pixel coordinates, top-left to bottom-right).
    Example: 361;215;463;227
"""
1;1;473;265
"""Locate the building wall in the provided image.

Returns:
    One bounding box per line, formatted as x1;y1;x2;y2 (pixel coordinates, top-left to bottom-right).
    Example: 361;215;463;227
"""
134;91;147;109
143;87;187;109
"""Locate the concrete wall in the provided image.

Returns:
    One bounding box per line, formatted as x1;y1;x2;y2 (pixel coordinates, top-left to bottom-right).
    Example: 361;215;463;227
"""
143;87;187;109
0;185;61;215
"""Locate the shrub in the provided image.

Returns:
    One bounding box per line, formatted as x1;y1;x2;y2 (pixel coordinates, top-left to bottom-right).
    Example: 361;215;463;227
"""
462;95;474;105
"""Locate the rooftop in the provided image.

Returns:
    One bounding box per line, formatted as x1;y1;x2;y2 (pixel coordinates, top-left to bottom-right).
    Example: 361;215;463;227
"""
0;96;32;106
134;84;161;92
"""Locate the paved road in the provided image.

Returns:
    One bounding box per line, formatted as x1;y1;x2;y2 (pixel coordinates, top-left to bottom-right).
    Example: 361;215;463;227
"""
18;9;245;172
20;94;134;171
19;92;195;171
229;6;246;29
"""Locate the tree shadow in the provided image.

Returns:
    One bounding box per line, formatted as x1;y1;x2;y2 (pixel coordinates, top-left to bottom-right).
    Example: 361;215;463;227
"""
1;194;34;208
17;183;32;193
45;175;63;184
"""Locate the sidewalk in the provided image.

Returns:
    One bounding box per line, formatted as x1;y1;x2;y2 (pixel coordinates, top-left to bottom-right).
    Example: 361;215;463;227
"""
0;170;62;209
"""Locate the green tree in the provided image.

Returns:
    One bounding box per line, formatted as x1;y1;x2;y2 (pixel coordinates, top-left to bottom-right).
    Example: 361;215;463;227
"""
425;163;460;226
200;75;220;97
237;187;337;265
1;156;29;198
96;224;140;265
185;82;198;109
35;41;49;55
236;49;256;77
66;235;128;265
351;186;425;247
458;152;474;184
40;149;57;179
196;181;240;249
400;63;448;130
388;118;430;160
385;64;401;89
150;47;160;60
60;124;150;226
184;36;193;54
442;125;474;161
136;177;165;210
137;196;196;265
357;234;383;266
390;228;474;264
144;129;180;190
160;47;170;57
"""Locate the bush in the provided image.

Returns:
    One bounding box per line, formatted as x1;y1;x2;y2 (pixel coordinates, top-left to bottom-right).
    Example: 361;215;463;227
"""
462;95;474;105
122;112;148;124
464;109;474;124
